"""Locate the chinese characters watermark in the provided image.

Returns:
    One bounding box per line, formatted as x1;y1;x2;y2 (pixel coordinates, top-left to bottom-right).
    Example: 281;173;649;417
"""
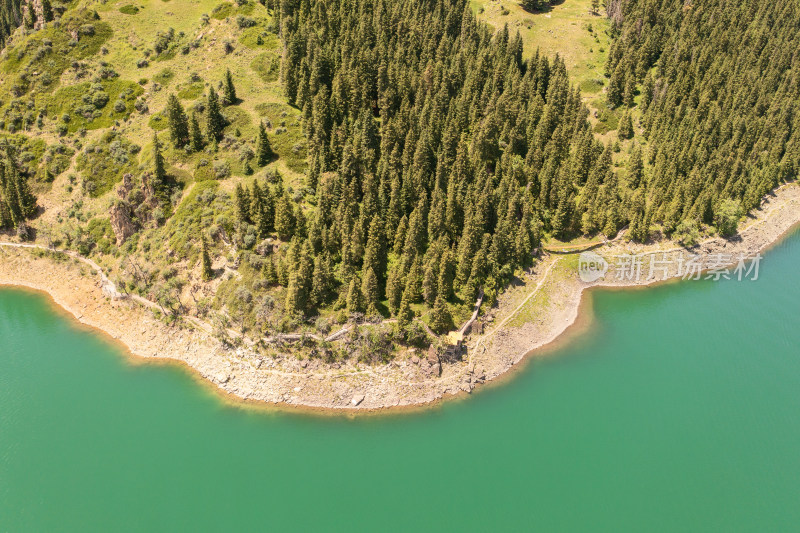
578;251;762;283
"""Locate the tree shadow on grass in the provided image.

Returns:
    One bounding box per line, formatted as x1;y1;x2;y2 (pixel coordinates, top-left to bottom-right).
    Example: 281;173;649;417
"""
520;0;566;15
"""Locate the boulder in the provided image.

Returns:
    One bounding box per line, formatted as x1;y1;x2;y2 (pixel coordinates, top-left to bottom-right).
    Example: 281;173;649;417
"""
351;394;365;406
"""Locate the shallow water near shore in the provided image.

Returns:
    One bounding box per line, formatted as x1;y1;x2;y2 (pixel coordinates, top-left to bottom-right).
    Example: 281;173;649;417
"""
2;230;800;532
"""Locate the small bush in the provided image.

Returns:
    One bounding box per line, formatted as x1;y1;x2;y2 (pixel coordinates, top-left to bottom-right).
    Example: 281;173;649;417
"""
213;160;231;179
236;15;256;28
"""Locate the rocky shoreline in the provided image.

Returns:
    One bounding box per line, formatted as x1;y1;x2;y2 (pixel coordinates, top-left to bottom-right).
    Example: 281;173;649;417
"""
1;183;799;413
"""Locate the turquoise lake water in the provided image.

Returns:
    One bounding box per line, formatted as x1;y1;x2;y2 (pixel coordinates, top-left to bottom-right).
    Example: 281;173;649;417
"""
2;230;800;532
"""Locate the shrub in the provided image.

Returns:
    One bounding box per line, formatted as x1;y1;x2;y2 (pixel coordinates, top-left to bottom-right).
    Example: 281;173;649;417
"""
236;15;256;28
715;199;742;237
153;28;175;55
673;219;700;247
213;160;231;179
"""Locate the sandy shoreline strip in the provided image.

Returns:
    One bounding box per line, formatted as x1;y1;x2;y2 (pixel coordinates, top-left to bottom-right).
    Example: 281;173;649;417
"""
1;183;799;413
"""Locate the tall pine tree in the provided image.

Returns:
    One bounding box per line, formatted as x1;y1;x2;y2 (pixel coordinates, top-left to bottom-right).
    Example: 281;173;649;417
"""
222;69;237;106
256;122;273;166
206;88;225;143
166;94;189;148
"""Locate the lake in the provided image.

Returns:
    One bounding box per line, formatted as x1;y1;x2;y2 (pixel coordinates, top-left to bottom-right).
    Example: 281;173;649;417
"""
2;230;799;532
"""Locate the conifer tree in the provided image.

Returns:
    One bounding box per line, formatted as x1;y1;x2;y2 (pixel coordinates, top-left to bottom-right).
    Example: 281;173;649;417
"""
551;197;570;240
15;165;36;219
603;201;620;238
166;94;189;148
274;193;295;240
294;204;307;239
189;112;204;152
623;77;636;108
311;255;332;307
397;288;414;329
629;189;648;242
0;150;35;228
437;250;455;301
362;218;386;286
422;260;438;305
25;2;36;29
627;146;644;188
0;199;11;229
346;277;364;314
392;215;408;255
404;256;423;303
206;88;225;143
41;0;53;22
152;133;167;188
618;111;633;140
361;267;380;316
256;122;273;166
3;177;23;228
256;183;275;236
386;263;404;314
201;237;213;281
430;294;452;334
222;69;237;106
264;256;278;286
235;183;250;225
607;63;625;108
285;263;311;316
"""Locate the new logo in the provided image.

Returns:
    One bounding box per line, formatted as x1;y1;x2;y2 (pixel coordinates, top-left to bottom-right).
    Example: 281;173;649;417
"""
578;251;608;282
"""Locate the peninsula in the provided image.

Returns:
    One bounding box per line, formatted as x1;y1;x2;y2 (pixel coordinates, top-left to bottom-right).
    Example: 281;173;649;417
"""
1;0;798;410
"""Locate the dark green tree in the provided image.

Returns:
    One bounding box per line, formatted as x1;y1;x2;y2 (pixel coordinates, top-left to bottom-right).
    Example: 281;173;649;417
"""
222;69;237;106
0;149;36;228
41;0;53;22
311;255;333;307
166;94;189;148
430;294;452;334
361;267;380;316
152;133;167;187
256;122;273;166
521;0;550;12
189;112;204;152
386;263;404;314
206;88;225;142
25;2;36;29
607;63;625;108
397;288;414;328
346;276;364;314
274;193;295;240
201;237;213;281
618;111;633;140
235;183;251;225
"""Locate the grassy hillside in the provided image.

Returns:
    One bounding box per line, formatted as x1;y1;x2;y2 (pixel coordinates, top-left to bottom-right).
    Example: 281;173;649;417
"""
0;0;311;332
472;0;625;146
472;0;610;96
